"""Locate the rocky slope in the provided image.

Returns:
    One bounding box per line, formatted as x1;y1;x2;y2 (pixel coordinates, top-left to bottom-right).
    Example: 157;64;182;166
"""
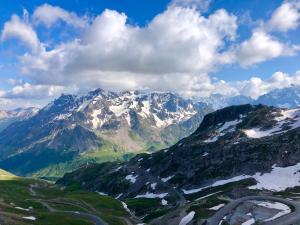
58;104;300;201
0;89;211;176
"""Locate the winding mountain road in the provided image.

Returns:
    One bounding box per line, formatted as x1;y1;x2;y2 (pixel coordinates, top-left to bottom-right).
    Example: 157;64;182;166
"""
28;184;108;225
34;199;107;225
208;195;300;225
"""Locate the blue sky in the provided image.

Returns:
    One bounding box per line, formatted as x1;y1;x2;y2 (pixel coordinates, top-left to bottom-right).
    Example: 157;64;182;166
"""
0;0;300;109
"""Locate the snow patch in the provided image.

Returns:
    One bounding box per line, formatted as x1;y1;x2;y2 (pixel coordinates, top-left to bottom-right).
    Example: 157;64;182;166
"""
161;199;168;205
96;191;108;196
15;206;31;211
179;211;195;225
125;174;138;183
256;201;291;222
121;202;131;214
249;163;300;191
91;109;102;129
244;108;300;139
114;166;122;172
241;218;255;225
161;175;174;182
209;203;225;211
115;193;123;199
22;216;36;221
135;192;168;199
150;183;157;190
183;175;250;194
204;119;241;143
202;152;209;157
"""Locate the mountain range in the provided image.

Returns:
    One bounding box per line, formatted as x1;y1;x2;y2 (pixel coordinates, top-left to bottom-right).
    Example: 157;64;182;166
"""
2;85;300;179
0;89;210;178
200;85;300;109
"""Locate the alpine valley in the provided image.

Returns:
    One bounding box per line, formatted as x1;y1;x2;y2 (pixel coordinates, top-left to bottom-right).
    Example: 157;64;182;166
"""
3;87;300;225
0;89;211;178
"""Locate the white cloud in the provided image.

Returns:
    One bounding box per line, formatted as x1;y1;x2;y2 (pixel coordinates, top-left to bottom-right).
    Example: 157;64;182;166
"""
3;83;75;99
237;29;299;67
1;3;300;105
0;97;45;110
20;6;237;97
1;14;42;52
237;71;300;98
170;0;213;12
268;0;300;32
33;4;87;28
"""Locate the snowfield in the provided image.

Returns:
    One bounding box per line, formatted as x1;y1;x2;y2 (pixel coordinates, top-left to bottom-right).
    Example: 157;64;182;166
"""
249;163;300;191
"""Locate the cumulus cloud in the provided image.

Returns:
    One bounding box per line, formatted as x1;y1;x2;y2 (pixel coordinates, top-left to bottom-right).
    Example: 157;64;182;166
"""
1;2;300;106
237;29;299;67
3;83;75;99
237;71;300;98
1;14;42;52
268;0;300;32
33;4;87;28
20;7;237;96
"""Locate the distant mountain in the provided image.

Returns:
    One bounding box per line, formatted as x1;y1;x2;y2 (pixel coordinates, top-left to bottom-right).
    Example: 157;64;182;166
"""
0;89;211;177
197;94;254;110
58;104;300;201
255;85;300;108
197;86;300;110
0;107;39;131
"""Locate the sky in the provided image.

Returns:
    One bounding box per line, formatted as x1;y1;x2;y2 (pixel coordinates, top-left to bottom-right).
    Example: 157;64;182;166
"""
0;0;300;109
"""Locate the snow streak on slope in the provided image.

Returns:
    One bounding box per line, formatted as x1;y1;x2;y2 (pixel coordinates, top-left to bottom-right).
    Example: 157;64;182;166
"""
244;108;300;138
204;119;242;143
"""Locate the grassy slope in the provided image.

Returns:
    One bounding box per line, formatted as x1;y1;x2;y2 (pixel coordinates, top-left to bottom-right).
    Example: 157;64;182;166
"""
31;140;141;180
0;169;132;225
31;136;170;181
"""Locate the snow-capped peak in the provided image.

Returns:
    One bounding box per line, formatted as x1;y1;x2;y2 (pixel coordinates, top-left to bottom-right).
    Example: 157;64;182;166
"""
44;89;203;130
